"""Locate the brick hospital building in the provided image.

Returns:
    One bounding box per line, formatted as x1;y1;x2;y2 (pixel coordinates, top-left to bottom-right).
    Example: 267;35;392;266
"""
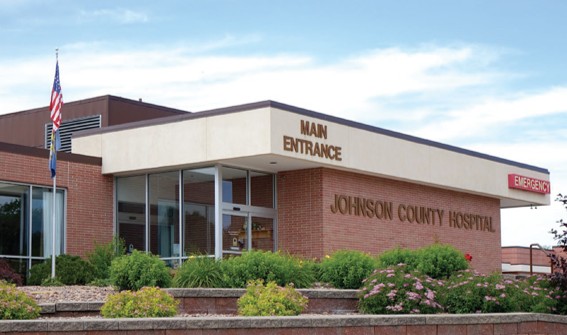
0;95;551;277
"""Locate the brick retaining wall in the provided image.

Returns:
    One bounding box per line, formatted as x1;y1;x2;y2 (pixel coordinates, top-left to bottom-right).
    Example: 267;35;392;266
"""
2;313;567;334
38;288;360;317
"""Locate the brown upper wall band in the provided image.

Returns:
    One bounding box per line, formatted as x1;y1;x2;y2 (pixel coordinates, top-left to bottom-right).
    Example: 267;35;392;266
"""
0;141;102;166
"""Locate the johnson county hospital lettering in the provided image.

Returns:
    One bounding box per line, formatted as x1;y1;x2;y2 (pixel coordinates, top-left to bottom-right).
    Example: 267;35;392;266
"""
0;96;551;277
330;194;495;232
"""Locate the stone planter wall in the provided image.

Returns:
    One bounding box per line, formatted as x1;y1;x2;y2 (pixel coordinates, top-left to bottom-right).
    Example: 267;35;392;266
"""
38;288;360;318
2;313;567;334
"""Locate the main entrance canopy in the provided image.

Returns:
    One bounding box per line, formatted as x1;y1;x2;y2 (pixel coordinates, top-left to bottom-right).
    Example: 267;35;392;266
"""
73;100;550;261
74;100;550;208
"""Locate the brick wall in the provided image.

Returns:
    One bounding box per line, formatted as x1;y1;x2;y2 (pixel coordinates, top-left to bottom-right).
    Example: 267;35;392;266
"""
278;167;502;274
0;145;113;258
502;246;553;266
277;169;324;258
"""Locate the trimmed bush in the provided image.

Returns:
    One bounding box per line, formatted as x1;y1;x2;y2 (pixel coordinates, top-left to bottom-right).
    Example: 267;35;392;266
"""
88;237;126;282
237;279;308;316
0;280;40;320
358;264;444;314
173;256;224;288
110;250;172;291
319;250;376;289
415;243;469;279
28;254;94;285
376;247;418;270
221;250;315;288
376;244;468;279
100;286;178;318
0;259;23;286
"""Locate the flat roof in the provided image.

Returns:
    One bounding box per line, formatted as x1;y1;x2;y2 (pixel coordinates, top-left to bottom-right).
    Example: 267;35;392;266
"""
77;100;548;174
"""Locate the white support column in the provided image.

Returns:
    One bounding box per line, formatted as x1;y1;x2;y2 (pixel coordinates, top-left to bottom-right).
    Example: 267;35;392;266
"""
214;164;223;259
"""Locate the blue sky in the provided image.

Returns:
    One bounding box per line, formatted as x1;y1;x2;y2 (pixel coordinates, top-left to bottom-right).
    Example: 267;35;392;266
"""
1;0;566;247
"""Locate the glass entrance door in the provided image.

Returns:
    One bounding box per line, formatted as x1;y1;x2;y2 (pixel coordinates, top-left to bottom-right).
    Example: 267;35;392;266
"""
221;209;275;256
222;210;249;255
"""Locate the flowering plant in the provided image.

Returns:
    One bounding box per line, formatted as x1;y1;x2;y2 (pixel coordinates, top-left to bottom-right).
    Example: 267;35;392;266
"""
0;280;40;320
439;270;557;314
358;264;444;314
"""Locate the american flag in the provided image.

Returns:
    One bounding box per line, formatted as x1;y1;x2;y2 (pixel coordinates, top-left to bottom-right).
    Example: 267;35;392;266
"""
49;59;62;178
50;61;63;131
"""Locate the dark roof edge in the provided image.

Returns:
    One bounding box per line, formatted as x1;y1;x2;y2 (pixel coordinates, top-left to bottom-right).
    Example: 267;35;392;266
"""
0;141;102;166
107;95;190;115
0;95;190;118
75;99;550;175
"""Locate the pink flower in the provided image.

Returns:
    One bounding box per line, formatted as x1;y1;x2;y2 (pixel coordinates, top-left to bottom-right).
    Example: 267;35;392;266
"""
426;289;435;300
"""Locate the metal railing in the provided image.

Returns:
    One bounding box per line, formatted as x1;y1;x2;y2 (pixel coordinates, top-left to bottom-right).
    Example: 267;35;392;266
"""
529;243;554;275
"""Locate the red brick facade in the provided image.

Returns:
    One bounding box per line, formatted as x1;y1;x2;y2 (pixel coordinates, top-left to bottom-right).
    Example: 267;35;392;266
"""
3;144;502;273
278;168;502;274
0;144;113;257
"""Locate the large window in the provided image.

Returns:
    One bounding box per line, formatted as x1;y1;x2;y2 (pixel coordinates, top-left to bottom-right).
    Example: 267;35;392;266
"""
149;172;179;265
115;165;276;262
116;176;146;253
183;167;215;256
0;182;65;277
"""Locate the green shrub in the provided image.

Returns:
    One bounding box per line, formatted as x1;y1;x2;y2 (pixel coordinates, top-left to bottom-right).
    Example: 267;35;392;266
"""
100;286;178;318
376;247;418;270
514;275;560;314
415;244;469;279
173;256;224;288
376;244;469;279
319;250;376;289
0;259;23;286
439;271;557;314
237;279;308;316
28;254;94;285
221;250;315;288
110;250;172;291
358;264;444;314
41;277;64;286
0;280;40;320
88;237;126;281
89;278;113;287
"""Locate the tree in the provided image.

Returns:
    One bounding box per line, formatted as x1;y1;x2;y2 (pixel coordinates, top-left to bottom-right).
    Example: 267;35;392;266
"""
549;194;567;289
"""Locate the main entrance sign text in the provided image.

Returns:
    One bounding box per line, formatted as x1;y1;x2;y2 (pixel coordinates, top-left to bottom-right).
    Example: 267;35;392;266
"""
283;120;343;161
330;194;495;233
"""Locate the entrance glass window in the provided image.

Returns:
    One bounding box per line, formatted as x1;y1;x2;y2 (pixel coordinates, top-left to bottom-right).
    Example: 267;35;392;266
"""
115;165;276;262
220;166;276;256
0;182;65;277
149;172;180;266
116;176;146;253
183;167;215;256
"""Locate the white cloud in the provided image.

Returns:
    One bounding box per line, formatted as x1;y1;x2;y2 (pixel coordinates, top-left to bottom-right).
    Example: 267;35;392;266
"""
411;88;567;142
78;8;149;24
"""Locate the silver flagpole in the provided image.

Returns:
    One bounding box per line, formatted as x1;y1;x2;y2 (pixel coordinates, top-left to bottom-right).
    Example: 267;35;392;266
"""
51;172;56;278
50;48;58;279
